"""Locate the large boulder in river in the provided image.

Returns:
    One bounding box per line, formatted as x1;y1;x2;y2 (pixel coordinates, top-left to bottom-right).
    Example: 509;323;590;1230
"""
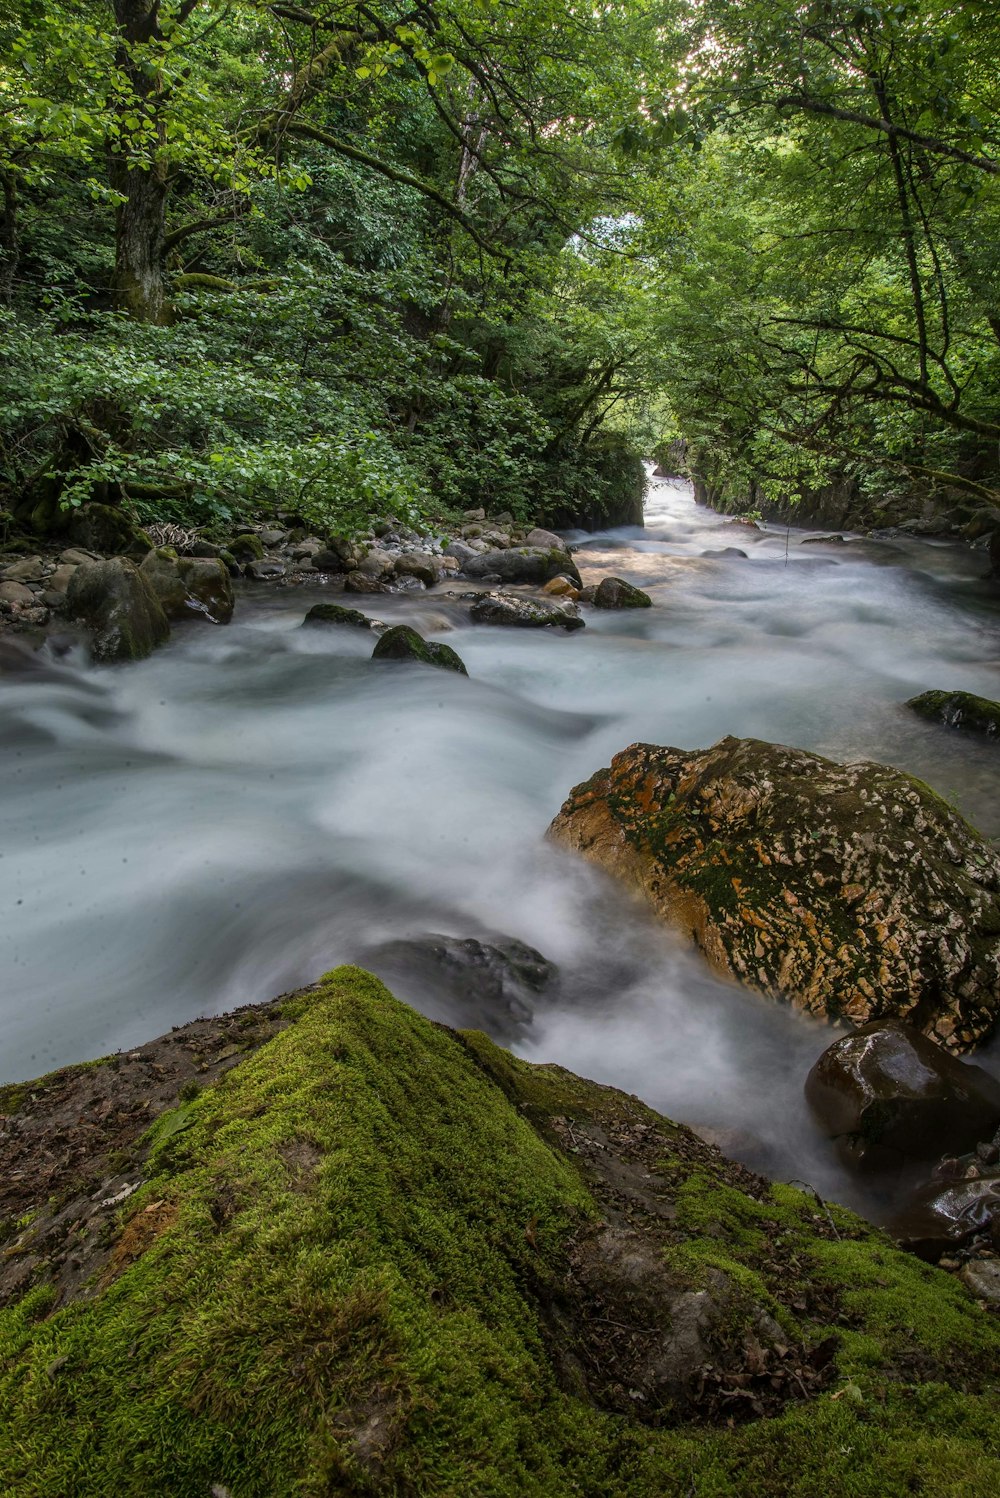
470;590;584;630
371;624;467;675
65;558;170;662
462;547;582;587
805;1021;1000;1172
907;690;1000;741
140;551;233;624
547;737;1000;1051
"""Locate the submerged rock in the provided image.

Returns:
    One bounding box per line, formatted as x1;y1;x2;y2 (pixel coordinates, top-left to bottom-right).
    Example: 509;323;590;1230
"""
593;576;653;609
907;689;1000;740
469;590;585;630
2;966;999;1493
462;546;582;587
371;624;468;675
361;932;558;1038
548;737;1000;1051
805;1022;1000;1172
891;1169;1000;1261
65;558;170;662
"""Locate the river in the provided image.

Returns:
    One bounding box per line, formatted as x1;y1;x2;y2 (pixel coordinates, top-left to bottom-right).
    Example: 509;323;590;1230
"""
2;473;998;1213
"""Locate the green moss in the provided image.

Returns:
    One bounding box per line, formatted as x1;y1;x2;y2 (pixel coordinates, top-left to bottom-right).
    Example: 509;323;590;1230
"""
1;969;999;1496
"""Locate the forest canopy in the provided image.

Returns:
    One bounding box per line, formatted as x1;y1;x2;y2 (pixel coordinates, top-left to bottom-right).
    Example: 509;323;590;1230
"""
1;0;998;538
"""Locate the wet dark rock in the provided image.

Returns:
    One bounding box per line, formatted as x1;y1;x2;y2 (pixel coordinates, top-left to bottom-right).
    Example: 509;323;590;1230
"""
805;1022;1000;1172
701;547;748;560
593;576;653;610
302;603;377;630
344;570;385;594
371;624;467;675
245;560;286;581
189;539;223;559
67;504;151;558
890;1173;1000;1261
907;690;1000;740
259;529;286;547
469;590;585;630
312;548;349;573
800;534;847;546
548;737;1000;1051
462;547;582;587
65;558;170;662
361;932;558;1038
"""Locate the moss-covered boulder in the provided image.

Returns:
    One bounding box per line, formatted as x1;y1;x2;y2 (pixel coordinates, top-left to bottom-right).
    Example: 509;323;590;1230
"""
139;551;234;625
225;532;265;563
65;558;170;662
593;576;653;609
371;624;467;674
66;504;151;557
907;690;1000;741
3;968;1000;1495
547;737;1000;1052
303;602;377;630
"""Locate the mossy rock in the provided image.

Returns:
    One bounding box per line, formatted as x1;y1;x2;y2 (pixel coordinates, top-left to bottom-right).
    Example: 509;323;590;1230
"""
65;558;170;663
302;602;376;630
907;690;1000;741
226;532;265;562
548;737;1000;1053
371;624;467;675
66;504;152;558
2;967;1000;1495
593;576;653;609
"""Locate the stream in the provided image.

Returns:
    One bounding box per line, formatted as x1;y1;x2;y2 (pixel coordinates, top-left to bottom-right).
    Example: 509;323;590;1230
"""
2;473;999;1216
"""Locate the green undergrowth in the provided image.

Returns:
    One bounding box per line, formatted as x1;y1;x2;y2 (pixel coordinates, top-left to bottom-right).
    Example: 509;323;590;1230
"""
1;967;999;1496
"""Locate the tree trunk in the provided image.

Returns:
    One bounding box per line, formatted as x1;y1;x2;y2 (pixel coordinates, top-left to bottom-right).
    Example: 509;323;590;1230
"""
109;0;171;322
110;158;169;322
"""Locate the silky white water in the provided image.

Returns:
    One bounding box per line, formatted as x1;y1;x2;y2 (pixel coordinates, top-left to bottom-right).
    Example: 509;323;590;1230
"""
2;475;998;1211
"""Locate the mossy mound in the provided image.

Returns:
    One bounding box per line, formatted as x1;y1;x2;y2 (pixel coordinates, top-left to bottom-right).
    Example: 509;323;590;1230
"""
907;690;1000;741
371;624;467;674
548;737;1000;1052
2;967;1000;1495
303;602;376;630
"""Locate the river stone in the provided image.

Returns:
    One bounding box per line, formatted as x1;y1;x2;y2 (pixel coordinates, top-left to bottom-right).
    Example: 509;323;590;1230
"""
525;527;564;550
907;690;1000;740
961;1258;1000;1302
593;576;653;609
990;529;1000;578
542;576;580;599
395;551;442;587
805;1022;1000;1171
462;547;582;587
0;581;36;607
67;504;151;557
547;736;1000;1051
371;624;467;675
245;560;286;581
65;558;170;662
469;590;585;630
2;556;46;583
302;603;376;630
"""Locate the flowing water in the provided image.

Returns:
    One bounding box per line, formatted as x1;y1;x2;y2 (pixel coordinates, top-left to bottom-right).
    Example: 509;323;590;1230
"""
2;474;999;1214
